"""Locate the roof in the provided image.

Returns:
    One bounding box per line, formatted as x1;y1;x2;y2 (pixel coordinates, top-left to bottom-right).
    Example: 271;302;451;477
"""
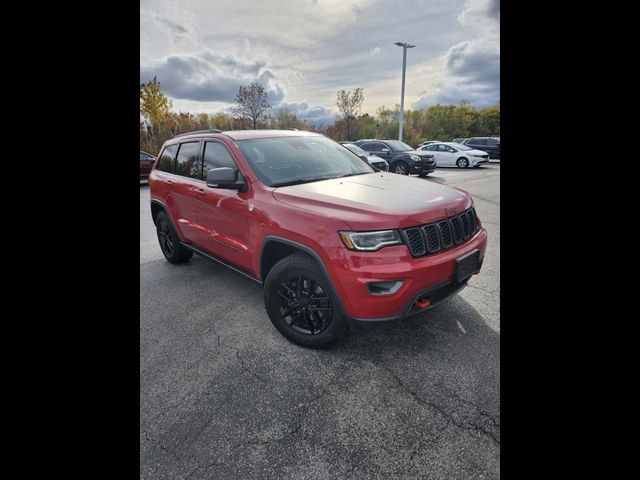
223;129;320;141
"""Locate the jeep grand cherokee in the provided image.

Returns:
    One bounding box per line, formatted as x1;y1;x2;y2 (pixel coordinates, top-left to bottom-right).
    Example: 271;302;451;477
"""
149;129;487;348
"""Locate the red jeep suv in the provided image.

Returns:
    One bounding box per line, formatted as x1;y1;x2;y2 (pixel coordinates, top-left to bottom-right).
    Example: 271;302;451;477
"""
149;129;487;348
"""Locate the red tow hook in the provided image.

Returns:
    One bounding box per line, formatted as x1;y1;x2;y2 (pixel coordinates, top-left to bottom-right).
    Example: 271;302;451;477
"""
415;297;431;309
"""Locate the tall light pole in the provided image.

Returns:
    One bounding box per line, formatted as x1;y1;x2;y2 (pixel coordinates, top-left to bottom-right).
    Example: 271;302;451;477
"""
395;41;415;142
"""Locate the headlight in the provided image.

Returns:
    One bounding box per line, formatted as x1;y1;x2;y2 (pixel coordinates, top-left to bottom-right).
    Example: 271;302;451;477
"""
410;154;421;161
339;230;402;251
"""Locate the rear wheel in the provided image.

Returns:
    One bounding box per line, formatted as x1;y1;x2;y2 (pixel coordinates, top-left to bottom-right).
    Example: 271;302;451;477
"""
264;253;346;348
392;161;409;175
456;157;469;168
156;211;193;263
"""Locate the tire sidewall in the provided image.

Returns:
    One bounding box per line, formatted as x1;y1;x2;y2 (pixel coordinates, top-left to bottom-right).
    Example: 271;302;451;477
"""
156;211;192;263
457;157;469;168
264;255;345;348
392;161;409;175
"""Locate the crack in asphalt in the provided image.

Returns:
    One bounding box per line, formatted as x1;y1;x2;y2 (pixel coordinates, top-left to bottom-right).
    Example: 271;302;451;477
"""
180;381;335;478
235;349;270;383
372;361;500;447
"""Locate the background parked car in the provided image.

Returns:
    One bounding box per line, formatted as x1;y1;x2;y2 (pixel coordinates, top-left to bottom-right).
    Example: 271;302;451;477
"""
353;139;435;176
453;138;467;144
418;142;489;168
340;142;389;171
463;137;500;159
140;151;156;180
416;140;441;148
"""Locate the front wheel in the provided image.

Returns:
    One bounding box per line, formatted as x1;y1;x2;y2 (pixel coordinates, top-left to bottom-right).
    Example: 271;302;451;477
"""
456;157;469;168
392;161;410;175
264;253;347;348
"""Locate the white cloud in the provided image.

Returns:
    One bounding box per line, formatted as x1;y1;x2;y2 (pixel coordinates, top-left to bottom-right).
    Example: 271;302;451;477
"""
141;0;499;116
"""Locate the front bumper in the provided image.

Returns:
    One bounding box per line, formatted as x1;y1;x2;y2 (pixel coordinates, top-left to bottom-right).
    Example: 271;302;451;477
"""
411;161;436;174
471;157;490;166
372;161;389;171
324;227;488;321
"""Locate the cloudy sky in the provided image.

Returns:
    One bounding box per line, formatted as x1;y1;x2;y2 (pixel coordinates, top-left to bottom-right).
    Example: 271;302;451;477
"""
140;0;499;127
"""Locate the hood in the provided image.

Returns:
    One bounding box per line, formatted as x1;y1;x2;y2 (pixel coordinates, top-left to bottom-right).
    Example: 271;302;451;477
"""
412;150;434;158
272;172;471;231
367;155;386;163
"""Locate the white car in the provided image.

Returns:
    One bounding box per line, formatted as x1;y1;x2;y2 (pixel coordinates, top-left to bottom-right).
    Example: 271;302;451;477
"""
417;142;490;168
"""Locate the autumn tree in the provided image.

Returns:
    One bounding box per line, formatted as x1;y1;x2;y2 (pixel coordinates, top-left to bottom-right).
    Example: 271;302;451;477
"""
140;76;172;127
140;77;175;154
234;82;271;129
335;88;364;141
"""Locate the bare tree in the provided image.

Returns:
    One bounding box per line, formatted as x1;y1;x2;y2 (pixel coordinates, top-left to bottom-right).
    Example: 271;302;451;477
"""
335;88;364;140
234;82;271;129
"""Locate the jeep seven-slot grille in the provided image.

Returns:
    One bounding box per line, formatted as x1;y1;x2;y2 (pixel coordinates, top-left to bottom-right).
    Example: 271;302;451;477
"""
400;207;479;257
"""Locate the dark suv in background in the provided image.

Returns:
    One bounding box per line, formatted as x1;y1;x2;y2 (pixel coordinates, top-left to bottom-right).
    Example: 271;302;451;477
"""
463;137;500;159
353;139;435;176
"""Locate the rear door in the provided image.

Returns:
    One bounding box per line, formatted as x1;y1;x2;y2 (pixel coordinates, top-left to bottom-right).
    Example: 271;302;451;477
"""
486;137;500;157
468;137;486;151
420;143;441;165
188;140;252;272
435;144;455;166
171;141;204;243
360;142;390;160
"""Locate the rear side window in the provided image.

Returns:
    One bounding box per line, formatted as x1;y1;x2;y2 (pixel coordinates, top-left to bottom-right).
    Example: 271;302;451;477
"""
203;142;236;175
175;142;202;179
487;138;499;145
359;143;376;152
471;138;487;145
423;144;437;151
157;145;178;173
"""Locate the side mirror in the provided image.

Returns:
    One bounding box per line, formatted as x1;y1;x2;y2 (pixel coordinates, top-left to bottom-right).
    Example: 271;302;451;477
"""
381;148;390;154
206;167;245;191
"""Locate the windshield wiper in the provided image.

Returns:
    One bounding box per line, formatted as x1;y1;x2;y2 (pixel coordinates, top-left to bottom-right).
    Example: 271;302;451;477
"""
272;176;334;187
334;172;369;179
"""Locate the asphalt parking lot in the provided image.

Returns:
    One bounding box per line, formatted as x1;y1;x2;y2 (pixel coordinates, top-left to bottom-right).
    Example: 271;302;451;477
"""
140;163;500;479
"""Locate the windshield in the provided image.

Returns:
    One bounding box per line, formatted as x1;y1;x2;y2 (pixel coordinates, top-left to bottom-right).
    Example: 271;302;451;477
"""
385;140;414;152
236;135;374;187
342;143;369;156
447;142;472;151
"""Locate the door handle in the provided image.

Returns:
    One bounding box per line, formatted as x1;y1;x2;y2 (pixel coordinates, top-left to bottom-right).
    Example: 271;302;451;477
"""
166;179;174;184
192;187;205;194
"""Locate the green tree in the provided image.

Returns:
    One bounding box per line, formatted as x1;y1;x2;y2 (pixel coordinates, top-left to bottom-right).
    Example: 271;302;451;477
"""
234;82;271;129
272;109;305;130
335;88;364;141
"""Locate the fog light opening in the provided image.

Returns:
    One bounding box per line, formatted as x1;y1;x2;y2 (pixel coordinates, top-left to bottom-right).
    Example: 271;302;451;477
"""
366;280;403;296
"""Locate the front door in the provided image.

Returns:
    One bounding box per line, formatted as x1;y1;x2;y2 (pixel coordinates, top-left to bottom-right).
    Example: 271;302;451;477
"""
189;141;253;273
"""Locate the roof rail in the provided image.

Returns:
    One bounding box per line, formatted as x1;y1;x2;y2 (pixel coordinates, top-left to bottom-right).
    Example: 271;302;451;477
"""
173;129;223;138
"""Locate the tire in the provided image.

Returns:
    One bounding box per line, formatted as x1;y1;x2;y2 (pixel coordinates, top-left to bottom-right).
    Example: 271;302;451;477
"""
263;253;347;348
156;211;193;264
392;161;410;175
456;157;469;168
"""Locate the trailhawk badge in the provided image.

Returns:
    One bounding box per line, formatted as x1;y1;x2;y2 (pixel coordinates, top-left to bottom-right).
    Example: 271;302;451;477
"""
444;207;458;216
